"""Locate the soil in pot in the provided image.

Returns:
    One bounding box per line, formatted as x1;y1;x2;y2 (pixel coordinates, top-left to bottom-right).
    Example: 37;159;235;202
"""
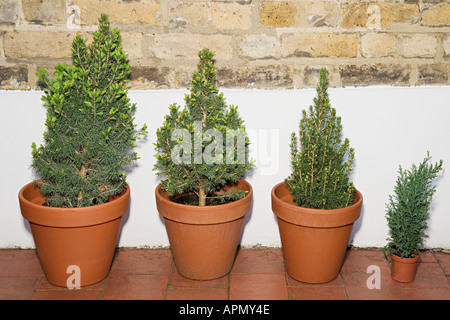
173;191;247;206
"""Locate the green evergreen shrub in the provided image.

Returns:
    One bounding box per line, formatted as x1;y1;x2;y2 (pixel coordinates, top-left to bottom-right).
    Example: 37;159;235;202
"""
384;153;443;258
286;68;355;209
154;48;254;206
31;14;147;208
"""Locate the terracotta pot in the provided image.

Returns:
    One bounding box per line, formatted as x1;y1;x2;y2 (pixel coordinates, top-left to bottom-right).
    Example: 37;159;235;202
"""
271;182;363;283
155;179;252;280
19;182;130;287
390;253;419;283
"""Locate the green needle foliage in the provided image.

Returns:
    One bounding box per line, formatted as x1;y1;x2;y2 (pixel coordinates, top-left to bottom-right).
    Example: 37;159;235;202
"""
286;68;355;209
154;48;254;206
384;153;443;258
31;14;147;208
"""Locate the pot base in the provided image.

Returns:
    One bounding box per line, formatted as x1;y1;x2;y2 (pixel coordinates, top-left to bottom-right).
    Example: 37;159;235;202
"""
164;217;243;280
390;254;419;283
30;218;122;287
19;182;129;287
277;218;354;283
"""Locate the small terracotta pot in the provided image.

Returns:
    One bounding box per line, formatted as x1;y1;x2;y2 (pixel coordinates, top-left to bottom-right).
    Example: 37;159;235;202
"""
271;182;363;283
390;253;419;283
155;179;252;280
19;182;130;287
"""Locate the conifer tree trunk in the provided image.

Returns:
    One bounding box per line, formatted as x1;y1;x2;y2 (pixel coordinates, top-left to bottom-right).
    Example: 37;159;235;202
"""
198;186;206;207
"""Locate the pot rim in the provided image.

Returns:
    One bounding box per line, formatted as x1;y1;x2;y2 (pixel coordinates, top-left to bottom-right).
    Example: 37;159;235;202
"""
390;253;420;264
19;182;130;228
271;181;363;228
155;179;253;225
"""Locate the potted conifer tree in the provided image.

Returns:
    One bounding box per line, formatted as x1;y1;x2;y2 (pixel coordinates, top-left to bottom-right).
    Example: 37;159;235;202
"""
271;68;363;283
384;153;443;283
154;48;254;280
18;14;147;287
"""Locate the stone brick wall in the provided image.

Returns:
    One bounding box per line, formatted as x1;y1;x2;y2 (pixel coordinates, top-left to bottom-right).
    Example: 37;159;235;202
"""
0;0;449;90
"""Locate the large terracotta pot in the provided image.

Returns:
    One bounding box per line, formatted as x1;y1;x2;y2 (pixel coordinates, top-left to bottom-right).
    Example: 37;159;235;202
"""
19;182;130;287
155;179;253;280
390;253;419;283
271;182;363;283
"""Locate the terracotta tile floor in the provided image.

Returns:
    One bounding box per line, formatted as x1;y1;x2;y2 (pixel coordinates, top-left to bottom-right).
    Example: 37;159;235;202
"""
1;248;449;300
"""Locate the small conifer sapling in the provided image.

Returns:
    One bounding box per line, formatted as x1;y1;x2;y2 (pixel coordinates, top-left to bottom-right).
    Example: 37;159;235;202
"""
31;14;147;208
384;153;443;258
286;68;355;210
154;48;254;206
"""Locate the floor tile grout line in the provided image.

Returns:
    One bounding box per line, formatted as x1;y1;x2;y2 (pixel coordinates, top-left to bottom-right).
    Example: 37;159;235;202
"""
27;275;43;300
432;251;450;283
163;261;175;300
342;275;350;300
226;273;230;300
98;273;110;300
2;248;450;300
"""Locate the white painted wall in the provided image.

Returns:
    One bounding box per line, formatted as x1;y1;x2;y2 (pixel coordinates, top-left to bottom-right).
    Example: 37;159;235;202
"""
2;86;450;249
